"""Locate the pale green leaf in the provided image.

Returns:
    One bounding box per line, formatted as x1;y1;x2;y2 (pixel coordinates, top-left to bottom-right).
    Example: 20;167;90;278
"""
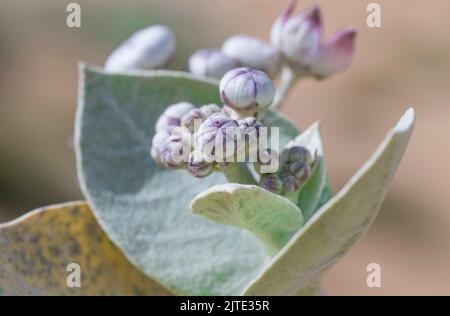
75;64;300;295
191;184;304;255
243;108;415;295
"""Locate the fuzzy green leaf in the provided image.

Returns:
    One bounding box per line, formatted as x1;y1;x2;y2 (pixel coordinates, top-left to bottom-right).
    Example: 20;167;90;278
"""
75;64;301;295
191;184;304;255
243;108;415;295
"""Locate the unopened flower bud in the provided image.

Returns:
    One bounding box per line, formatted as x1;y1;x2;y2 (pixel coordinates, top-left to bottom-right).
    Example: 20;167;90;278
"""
287;161;311;185
280;171;300;193
187;151;215;178
105;25;176;71
271;1;356;78
196;113;241;162
283;146;312;164
309;28;357;79
188;49;239;79
238;117;264;155
159;133;191;169
222;34;280;78
259;174;284;194
199;103;221;118
219;67;275;115
156;102;194;133
150;130;170;165
271;2;322;74
181;109;205;133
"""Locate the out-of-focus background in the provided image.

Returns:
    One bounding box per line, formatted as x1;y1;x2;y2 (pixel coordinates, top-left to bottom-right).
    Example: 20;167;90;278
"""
0;0;448;295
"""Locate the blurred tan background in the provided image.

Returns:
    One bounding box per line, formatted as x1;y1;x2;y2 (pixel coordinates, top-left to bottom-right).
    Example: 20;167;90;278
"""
0;0;448;295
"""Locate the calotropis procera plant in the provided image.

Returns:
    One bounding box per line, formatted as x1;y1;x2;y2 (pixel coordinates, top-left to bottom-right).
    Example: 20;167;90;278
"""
0;1;415;296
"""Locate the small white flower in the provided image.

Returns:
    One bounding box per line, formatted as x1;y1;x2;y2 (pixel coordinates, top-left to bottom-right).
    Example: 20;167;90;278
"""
219;68;275;115
105;25;176;71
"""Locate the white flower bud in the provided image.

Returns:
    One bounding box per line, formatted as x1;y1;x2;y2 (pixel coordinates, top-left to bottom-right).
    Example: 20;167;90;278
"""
150;130;170;165
195;113;241;163
187;151;215;178
105;25;176;71
159;132;191;169
199;103;221;118
188;49;239;79
222;34;280;78
156;102;194;133
219;68;275;115
180;108;205;133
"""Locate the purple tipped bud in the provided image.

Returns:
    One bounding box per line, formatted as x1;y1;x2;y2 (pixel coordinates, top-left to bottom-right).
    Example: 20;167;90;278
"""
150;130;170;165
280;171;300;193
310;28;357;78
259;174;284;194
199;103;221;118
287;161;312;185
187;151;215;178
159;133;191;169
222;34;280;78
188;49;239;79
272;4;323;73
196;113;241;162
156;102;194;133
105;25;176;71
238;117;264;154
180;108;205;133
283;146;312;164
219;67;275;115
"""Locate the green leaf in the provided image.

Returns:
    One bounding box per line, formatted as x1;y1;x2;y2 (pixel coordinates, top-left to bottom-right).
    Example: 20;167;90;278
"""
75;64;300;295
284;122;329;220
243;108;415;295
0;202;173;295
191;184;304;255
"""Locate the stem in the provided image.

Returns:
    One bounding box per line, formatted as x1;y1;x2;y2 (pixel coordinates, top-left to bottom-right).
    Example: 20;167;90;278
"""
221;163;256;185
271;65;298;110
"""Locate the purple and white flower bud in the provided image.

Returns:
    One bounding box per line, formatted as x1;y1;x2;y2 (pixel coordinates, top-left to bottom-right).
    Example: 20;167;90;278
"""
238;117;263;155
309;28;357;79
222;34;280;78
271;2;322;74
187;150;215;178
219;68;275;115
195;113;241;163
150;130;170;165
188;49;239;79
105;25;176;71
159;133;191;169
279;171;300;193
180;108;205;133
259;174;283;194
199;103;221;118
283;146;312;164
156;102;194;133
271;1;357;78
287;161;312;185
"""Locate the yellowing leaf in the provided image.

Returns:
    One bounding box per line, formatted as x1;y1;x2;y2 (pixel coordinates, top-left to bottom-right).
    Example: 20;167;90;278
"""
0;201;173;296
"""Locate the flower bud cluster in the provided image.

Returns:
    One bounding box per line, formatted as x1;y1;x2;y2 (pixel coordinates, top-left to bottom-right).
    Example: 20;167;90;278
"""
258;146;315;194
151;101;267;178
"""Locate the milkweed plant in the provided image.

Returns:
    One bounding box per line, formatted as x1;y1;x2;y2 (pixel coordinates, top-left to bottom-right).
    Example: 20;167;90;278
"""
0;0;415;296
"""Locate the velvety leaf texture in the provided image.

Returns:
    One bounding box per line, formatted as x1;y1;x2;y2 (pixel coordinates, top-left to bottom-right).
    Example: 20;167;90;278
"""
0;202;172;296
243;108;415;295
75;64;300;295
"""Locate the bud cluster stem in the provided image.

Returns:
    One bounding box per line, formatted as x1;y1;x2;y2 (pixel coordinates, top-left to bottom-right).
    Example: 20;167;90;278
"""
221;163;257;185
271;65;298;110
